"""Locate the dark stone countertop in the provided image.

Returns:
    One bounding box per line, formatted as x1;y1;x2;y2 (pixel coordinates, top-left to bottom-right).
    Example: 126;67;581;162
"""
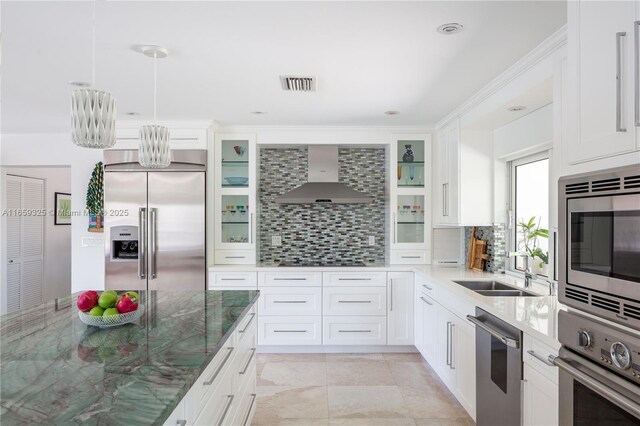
0;290;259;425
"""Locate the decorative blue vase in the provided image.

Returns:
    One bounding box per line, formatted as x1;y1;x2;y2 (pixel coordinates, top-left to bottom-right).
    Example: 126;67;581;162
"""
403;145;414;163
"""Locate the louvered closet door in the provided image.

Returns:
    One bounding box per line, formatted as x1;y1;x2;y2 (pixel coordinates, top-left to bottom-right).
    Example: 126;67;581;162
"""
6;175;44;313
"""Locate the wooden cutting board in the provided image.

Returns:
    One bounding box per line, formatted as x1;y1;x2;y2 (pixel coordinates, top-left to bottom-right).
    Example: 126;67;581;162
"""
467;226;490;271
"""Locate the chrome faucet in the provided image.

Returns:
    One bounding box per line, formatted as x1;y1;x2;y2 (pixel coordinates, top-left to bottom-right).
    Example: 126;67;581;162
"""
510;252;538;288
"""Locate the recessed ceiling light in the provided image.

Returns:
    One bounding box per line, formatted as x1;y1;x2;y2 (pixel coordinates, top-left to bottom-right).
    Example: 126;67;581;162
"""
68;81;91;87
138;45;169;58
125;112;140;116
508;106;527;112
251;111;267;115
385;111;400;116
437;23;464;35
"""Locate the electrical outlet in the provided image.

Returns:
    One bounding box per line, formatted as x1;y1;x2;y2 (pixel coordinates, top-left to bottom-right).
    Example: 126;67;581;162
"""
272;235;282;246
368;236;375;246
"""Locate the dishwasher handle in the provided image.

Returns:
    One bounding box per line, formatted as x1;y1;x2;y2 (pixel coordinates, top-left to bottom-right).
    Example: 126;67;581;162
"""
467;314;519;349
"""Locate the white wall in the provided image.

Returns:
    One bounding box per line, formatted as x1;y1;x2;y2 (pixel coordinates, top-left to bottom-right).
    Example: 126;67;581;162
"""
493;103;553;161
1;166;72;301
0;133;105;293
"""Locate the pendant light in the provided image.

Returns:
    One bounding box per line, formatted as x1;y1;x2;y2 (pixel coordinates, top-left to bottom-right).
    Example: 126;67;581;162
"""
71;0;117;149
138;46;171;168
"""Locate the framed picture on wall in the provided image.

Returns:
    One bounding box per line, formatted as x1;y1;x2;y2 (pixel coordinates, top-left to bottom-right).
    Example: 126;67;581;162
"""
54;192;71;225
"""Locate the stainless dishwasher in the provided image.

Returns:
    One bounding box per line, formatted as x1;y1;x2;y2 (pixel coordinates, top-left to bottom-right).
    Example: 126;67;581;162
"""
467;307;523;426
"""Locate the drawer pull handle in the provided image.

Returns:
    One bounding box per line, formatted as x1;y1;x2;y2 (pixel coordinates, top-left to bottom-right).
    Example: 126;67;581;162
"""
274;330;307;333
338;300;371;303
273;300;307;304
422;284;433;290
420;296;433;306
176;421;187;426
225;256;246;259
339;330;372;333
240;348;256;374
217;395;234;426
273;277;307;281
221;278;246;281
338;278;372;281
401;256;421;259
243;393;257;426
239;313;256;333
527;350;555;367
204;347;234;385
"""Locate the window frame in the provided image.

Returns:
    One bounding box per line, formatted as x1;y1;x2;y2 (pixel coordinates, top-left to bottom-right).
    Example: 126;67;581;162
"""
508;150;551;275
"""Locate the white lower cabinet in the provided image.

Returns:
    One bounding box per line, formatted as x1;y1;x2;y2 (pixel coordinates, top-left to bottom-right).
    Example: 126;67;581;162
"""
257;315;322;345
417;293;438;366
323;316;387;345
387;272;414;345
165;304;257;426
523;334;559;426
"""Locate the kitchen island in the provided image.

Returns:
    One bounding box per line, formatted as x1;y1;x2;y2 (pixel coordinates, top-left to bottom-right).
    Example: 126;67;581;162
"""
0;290;259;425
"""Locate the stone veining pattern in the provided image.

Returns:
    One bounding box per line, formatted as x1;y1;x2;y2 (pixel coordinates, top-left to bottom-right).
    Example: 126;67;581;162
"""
258;147;386;265
0;290;259;425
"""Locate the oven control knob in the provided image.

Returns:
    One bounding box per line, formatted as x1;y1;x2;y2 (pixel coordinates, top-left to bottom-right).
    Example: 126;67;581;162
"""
577;330;592;348
610;342;632;370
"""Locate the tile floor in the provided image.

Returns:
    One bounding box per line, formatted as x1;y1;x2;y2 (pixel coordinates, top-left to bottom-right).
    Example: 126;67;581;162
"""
251;353;475;426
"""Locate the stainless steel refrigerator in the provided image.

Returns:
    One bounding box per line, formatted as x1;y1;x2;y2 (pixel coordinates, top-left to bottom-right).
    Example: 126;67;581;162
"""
104;150;206;291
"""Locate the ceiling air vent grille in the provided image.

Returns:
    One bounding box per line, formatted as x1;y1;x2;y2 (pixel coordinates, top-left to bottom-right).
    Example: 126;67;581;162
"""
591;294;621;314
624;302;640;320
565;287;589;304
280;76;316;92
624;175;640;189
565;181;589;194
591;177;621;192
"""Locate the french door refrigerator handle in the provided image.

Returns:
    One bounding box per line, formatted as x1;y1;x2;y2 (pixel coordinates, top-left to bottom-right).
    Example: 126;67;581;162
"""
138;207;147;279
616;31;627;132
635;21;640;126
150;208;157;279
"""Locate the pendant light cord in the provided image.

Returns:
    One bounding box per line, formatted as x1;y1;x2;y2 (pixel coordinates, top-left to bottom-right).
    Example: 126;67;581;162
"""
91;0;96;87
153;53;157;123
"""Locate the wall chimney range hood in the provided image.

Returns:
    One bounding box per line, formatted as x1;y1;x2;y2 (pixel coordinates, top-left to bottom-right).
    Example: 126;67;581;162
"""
275;145;373;204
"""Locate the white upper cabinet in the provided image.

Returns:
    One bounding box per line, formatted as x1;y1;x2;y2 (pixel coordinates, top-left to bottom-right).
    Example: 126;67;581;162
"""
565;0;640;167
434;120;492;227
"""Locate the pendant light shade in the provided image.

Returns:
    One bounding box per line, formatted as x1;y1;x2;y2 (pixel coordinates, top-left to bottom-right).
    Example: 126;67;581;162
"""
71;89;117;148
70;1;117;149
138;45;171;168
139;124;171;168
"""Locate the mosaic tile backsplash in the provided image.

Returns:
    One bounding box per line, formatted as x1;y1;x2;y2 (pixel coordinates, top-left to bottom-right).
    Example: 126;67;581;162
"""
464;225;507;273
258;147;386;264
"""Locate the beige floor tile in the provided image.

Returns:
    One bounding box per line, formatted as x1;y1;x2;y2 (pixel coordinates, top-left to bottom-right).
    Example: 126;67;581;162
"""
413;418;475;426
267;353;327;363
325;353;385;362
326;361;396;386
254;385;329;423
383;353;425;363
387;361;442;390
327;385;407;418
254;419;330;426
259;362;327;386
399;386;469;420
329;418;416;425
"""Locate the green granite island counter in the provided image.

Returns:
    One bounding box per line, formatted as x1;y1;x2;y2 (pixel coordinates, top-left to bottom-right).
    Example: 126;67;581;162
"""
0;290;259;426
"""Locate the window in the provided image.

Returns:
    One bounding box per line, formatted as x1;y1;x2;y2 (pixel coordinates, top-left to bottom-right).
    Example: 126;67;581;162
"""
510;152;549;276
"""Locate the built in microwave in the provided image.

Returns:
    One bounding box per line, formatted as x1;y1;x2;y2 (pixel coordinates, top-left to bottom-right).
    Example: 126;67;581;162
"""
559;165;640;330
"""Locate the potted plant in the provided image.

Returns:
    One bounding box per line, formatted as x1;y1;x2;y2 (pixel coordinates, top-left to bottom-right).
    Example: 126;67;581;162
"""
517;216;549;275
86;162;104;232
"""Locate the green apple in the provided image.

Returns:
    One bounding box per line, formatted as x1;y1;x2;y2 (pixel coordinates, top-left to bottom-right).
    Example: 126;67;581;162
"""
88;306;104;316
98;292;117;309
124;291;140;302
103;307;119;317
104;290;118;297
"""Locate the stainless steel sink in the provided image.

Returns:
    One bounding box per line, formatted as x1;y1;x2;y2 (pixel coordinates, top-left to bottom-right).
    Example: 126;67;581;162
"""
452;280;539;297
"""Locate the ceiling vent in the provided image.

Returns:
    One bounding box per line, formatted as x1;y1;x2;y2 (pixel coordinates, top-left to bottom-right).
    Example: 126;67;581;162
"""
280;76;316;92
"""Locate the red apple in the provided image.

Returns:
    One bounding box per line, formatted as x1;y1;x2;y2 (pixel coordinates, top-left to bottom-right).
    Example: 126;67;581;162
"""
77;290;99;312
116;294;138;313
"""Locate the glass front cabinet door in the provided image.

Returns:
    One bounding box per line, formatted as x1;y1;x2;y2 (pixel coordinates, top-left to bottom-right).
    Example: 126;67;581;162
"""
214;134;257;264
390;134;432;264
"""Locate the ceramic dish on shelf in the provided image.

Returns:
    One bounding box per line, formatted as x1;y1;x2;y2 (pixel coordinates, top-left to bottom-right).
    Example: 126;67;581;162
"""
224;177;249;186
78;305;145;328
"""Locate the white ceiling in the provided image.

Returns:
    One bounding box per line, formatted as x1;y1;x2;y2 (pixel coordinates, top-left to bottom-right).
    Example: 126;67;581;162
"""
1;1;566;133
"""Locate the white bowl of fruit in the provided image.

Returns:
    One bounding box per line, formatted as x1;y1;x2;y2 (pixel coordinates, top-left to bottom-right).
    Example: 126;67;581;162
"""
77;290;144;328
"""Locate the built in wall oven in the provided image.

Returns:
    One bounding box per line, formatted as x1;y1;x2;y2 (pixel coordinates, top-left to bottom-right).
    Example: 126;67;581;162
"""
559;165;640;330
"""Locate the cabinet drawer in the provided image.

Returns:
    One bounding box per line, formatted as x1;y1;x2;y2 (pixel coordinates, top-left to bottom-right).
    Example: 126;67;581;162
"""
390;250;430;264
232;336;257;392
214;250;256;265
323;316;387;345
209;272;258;288
323;272;387;287
323;286;386;316
416;274;437;298
231;363;257;426
190;360;235;426
260;271;322;287
523;334;559;384
236;307;257;347
258;316;322;345
258;287;322;316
